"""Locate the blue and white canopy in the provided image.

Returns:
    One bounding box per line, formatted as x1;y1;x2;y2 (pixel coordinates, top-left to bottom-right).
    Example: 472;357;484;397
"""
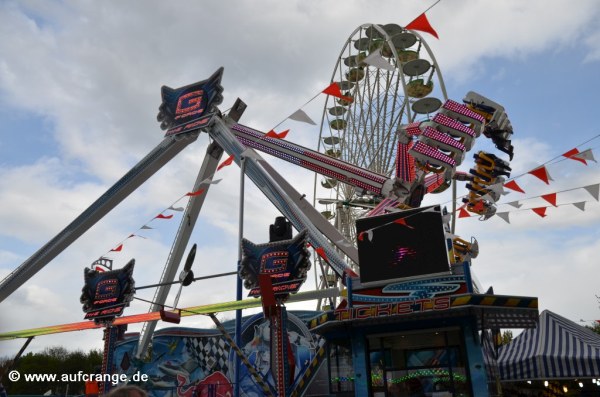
498;310;600;380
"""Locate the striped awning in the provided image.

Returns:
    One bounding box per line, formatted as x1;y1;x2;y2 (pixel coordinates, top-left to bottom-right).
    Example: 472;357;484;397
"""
498;310;600;380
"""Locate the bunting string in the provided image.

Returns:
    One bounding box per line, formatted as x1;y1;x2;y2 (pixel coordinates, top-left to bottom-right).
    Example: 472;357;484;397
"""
98;161;232;260
501;135;600;184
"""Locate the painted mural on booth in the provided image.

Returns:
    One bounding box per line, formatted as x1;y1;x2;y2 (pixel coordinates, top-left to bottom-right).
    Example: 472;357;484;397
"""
112;312;324;396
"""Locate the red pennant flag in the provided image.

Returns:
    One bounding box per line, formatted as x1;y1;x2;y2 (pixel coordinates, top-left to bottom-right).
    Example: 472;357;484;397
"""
186;188;205;197
393;218;414;229
264;129;290;139
528;166;551;184
322;82;353;103
562;148;587;165
405;13;439;39
110;244;123;252
504;180;525;193
531;207;547;218
458;207;471;218
471;200;486;213
541;193;557;207
217;154;234;171
358;231;365;241
155;213;173;219
315;246;329;263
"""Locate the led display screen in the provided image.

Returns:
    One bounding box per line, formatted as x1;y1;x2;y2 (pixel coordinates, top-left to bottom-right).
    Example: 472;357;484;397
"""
356;205;450;285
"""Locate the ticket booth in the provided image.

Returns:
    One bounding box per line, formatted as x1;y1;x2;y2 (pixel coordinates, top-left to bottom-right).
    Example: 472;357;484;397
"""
307;206;539;396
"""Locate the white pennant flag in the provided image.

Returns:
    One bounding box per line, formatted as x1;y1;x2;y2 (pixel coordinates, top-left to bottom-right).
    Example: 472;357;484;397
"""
288;109;316;125
584;184;600;201
506;201;522;209
488;182;506;197
362;48;395;71
496;212;510;224
573;148;596;163
168;206;184;212
201;177;223;185
572;201;586;211
335;239;353;247
480;193;497;203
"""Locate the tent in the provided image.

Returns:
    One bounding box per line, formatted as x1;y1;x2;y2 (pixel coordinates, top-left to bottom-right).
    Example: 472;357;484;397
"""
498;310;600;380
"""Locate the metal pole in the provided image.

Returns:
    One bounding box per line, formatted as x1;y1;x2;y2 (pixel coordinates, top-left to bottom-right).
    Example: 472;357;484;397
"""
451;177;457;234
235;156;246;397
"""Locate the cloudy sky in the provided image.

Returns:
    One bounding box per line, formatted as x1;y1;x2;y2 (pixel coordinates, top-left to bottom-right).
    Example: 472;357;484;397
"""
1;0;600;357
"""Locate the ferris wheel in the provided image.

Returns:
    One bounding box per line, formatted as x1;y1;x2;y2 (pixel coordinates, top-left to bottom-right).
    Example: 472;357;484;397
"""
314;23;449;248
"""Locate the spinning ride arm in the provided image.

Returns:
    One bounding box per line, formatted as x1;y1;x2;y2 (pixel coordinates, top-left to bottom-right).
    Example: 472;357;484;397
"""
209;116;358;279
0;132;200;304
229;122;395;198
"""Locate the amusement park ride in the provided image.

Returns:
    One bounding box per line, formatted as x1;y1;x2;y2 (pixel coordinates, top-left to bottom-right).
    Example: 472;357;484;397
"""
0;22;536;397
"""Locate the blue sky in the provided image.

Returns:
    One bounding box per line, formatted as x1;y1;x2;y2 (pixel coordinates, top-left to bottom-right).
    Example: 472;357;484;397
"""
1;0;600;357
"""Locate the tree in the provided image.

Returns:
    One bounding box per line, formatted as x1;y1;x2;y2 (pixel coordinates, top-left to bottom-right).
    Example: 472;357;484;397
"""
585;321;600;335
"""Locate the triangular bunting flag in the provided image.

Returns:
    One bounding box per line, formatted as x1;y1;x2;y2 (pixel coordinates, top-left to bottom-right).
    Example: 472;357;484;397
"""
506;201;522;209
471;200;486;213
110;244;123;252
315;246;329;262
288;109;317;125
363;49;395;71
335;239;353;248
573;201;586;211
504;180;525;193
201;177;222;185
573;148;596;163
531;207;547;218
141;225;153;230
562;148;587;165
186;188;205;197
322;82;353;103
264;129;290;139
496;212;510;224
528;166;551;184
405;12;439;39
240;148;261;160
393;218;414;229
488;182;505;197
155;213;173;219
541;193;557;207
128;234;146;239
480;193;496;203
217;154;235;171
583;184;600;201
458;207;471;218
168;206;184;211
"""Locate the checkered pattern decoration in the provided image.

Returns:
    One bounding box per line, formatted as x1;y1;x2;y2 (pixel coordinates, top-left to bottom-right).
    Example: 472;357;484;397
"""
184;336;231;376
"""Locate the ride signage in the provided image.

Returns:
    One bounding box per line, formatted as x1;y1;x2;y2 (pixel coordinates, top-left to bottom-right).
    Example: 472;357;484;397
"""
157;67;224;137
80;259;136;323
239;230;311;300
